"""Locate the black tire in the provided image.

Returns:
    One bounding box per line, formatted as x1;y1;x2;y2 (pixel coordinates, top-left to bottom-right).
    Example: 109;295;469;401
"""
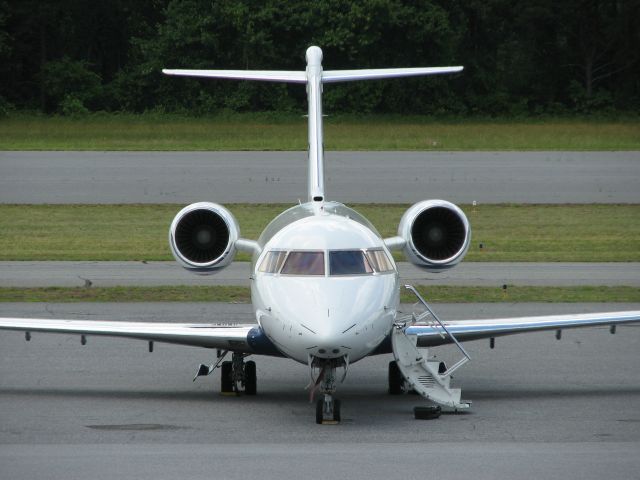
438;361;447;374
414;405;442;420
388;361;404;395
220;361;233;394
333;398;341;423
244;360;257;395
315;398;324;424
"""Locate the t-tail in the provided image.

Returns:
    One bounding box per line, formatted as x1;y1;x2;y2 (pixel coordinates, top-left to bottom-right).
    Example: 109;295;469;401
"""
163;46;463;203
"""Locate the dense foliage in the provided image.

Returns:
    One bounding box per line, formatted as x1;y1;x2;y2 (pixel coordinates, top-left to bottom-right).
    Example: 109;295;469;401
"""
1;0;639;115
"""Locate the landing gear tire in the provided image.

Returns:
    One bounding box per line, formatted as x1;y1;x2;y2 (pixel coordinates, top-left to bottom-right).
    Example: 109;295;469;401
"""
244;360;257;395
333;398;341;422
414;405;442;420
316;398;341;425
220;360;233;394
388;360;404;395
315;398;324;424
315;397;341;424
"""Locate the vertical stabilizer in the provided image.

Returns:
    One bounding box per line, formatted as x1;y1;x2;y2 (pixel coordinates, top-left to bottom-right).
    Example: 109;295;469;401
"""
305;46;325;202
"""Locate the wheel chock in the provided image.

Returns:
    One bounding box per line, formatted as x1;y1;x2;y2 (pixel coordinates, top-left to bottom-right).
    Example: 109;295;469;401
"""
414;405;442;420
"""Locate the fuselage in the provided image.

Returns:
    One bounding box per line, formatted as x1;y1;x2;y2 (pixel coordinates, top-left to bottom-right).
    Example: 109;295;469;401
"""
251;201;400;364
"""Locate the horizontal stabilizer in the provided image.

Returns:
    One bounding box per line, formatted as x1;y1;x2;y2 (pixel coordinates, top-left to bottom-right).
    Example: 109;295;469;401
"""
322;66;463;83
162;69;307;83
162;66;463;84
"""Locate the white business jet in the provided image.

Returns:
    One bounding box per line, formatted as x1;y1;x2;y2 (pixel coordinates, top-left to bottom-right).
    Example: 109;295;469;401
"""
1;47;639;424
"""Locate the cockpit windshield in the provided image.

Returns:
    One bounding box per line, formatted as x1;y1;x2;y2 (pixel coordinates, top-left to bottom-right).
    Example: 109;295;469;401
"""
329;250;373;275
258;249;394;276
280;251;325;276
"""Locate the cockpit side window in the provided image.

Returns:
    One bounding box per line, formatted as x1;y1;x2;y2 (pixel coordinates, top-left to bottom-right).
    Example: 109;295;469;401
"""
329;250;373;276
280;251;325;276
258;251;288;273
365;249;394;273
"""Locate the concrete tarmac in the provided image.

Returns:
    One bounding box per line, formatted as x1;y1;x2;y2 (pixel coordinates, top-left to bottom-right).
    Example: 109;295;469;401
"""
2;261;638;287
1;302;639;479
1;151;639;204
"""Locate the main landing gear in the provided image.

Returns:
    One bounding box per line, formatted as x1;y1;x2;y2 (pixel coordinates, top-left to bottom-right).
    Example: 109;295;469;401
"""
194;351;256;395
310;357;347;424
221;352;256;395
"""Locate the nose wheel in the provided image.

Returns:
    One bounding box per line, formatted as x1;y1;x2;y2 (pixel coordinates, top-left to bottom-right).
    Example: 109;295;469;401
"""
316;395;341;424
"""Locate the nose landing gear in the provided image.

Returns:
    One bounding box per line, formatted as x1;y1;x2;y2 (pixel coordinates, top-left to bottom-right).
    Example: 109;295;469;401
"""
310;357;347;424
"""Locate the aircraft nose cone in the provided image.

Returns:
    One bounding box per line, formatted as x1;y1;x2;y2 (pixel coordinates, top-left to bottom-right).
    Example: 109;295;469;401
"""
304;316;345;358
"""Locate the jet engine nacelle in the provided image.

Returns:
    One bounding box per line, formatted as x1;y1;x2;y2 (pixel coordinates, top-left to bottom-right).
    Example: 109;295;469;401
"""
398;200;471;272
169;202;239;274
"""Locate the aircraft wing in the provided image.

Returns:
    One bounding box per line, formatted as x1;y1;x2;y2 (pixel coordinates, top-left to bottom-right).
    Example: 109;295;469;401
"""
0;318;279;355
406;311;640;347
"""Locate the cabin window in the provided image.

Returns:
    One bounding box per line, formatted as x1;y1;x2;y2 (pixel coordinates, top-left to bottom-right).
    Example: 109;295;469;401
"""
258;251;288;273
365;249;394;273
280;251;325;276
329;250;373;276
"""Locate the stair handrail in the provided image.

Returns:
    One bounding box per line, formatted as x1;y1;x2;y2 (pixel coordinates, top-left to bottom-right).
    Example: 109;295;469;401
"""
404;284;471;376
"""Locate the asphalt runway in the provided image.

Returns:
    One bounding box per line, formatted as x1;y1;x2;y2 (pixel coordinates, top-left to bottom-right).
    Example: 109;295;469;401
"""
1;261;638;287
1;151;639;204
1;302;639;479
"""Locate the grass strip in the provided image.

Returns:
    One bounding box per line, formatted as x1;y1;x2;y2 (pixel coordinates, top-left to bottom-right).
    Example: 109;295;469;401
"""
1;204;638;262
0;286;251;303
1;286;638;304
1;114;639;150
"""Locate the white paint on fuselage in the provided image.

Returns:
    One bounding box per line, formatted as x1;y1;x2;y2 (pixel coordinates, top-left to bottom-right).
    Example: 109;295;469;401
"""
251;203;400;364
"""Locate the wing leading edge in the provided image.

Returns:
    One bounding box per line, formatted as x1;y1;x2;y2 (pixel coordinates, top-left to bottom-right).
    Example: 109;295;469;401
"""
0;318;281;356
406;311;640;348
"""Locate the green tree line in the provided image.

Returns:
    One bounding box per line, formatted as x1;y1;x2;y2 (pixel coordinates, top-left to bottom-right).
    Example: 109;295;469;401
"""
1;0;639;116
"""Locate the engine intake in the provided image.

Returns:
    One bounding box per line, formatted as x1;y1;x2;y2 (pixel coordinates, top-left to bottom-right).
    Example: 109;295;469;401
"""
169;202;239;273
398;200;471;271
